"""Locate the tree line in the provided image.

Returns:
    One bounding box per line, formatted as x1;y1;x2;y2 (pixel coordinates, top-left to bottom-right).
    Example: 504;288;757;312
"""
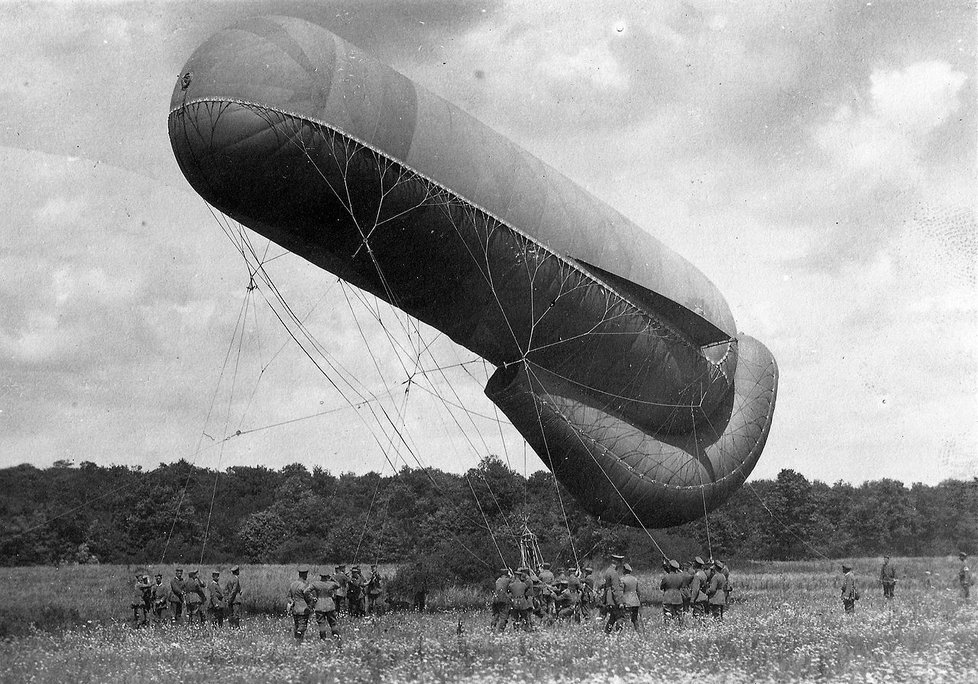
1;458;974;581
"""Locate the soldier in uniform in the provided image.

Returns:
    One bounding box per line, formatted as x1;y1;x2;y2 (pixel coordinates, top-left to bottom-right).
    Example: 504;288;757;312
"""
581;566;596;620
311;570;341;640
225;565;242;628
555;576;582;622
131;574;152;628
680;561;694;615
959;552;973;600
660;559;684;625
879;556;897;599
366;564;384;614
348;565;366;617
491;567;512;632
507;567;533;631
601;553;625;634
151;573;169;623
538;562;555;585
689;557;709;618
208;570;225;627
169;568;186;624
707;561;727;620
287;565;315;642
841;563;859;614
185;569;207;625
621;563;642;632
332;564;349;615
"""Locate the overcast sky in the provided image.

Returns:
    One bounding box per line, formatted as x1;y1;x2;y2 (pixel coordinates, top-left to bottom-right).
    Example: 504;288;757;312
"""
1;0;975;487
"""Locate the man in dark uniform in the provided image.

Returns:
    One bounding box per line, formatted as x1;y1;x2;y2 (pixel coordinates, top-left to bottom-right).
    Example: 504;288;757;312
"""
707;561;727;620
507;567;533;631
225;565;242;627
841;563;859;614
208;570;225;627
348;565;366;617
602;553;625;634
366;564;384;614
151;573;169;623
680;561;694;614
491;567;512;632
621;563;642;632
959;552;973;601
660;559;684;625
689;557;709;618
332;564;349;615
169;568;186;624
131;574;152;628
581;566;596;620
185;569;206;625
879;556;897;599
287;565;315;642
311;570;341;640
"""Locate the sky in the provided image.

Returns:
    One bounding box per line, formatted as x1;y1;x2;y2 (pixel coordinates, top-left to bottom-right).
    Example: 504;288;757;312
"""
0;0;975;488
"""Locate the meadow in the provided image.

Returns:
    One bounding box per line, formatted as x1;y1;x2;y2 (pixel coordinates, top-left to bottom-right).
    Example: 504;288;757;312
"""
0;557;975;683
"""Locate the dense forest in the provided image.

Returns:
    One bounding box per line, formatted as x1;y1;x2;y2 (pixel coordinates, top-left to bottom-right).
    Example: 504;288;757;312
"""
1;458;975;582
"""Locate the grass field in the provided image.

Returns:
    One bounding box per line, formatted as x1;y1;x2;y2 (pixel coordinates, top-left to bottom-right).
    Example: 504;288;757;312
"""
0;557;975;682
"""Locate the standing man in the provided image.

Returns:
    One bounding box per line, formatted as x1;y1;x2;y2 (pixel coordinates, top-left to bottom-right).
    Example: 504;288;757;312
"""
151;573;169;623
660;559;684;626
707;561;727;620
366;564;384;614
348;566;366;617
185;569;206;625
841;563;859;614
332;564;350;615
581;567;596;620
506;567;533;631
491;567;512;632
169;568;186;624
689;557;709;618
131;574;152;628
311;570;341;641
602;553;625;634
208;570;225;627
225;565;242;628
879;556;897;599
621;563;642;632
959;552;973;601
287;565;315;643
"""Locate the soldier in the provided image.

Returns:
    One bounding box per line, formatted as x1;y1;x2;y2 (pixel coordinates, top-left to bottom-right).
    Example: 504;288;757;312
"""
680;561;694;614
311;570;341;640
332;564;349;615
507;567;533;631
287;565;315;643
555;576;582;622
491;567;512;632
169;568;186;624
208;570;225;627
660;559;684;626
131;574;152;628
580;566;596;619
151;573;169;623
879;556;897;599
959;552;973;600
185;569;206;625
841;563;859;614
538;562;555;585
689;557;709;618
601;553;625;634
366;564;384;614
621;563;642;632
225;565;242;628
348;565;366;617
707;561;727;620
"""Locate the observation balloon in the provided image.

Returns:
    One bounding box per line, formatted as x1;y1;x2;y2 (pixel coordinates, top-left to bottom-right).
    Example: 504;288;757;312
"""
168;16;778;527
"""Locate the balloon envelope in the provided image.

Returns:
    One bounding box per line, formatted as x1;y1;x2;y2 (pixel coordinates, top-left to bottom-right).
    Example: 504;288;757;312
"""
168;16;778;527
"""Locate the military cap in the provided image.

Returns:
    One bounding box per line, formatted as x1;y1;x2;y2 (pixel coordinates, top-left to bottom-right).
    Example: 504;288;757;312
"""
155;572;163;578
320;572;331;579
188;569;199;576
694;556;705;565
541;562;550;568
175;568;183;573
298;565;310;574
669;559;680;570
230;565;240;573
623;563;632;572
959;551;968;559
212;570;220;576
841;563;852;572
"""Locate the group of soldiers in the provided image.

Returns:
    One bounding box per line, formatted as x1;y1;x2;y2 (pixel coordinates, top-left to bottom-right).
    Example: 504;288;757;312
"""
131;566;241;628
840;552;974;614
286;564;385;642
490;552;733;634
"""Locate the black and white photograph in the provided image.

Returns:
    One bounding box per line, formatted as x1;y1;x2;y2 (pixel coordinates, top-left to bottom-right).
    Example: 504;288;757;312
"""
0;1;975;681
